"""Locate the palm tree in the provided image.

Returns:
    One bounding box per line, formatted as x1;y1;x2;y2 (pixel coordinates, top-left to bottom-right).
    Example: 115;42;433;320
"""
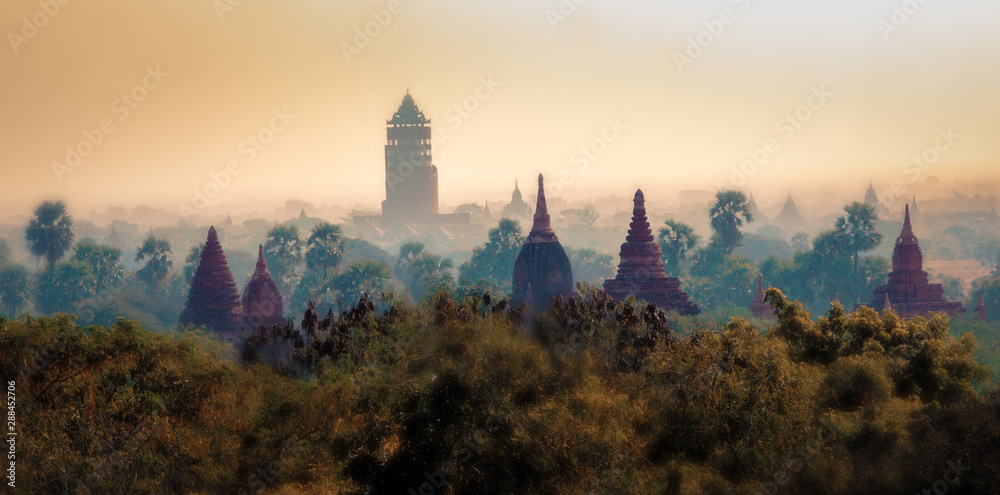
183;244;203;285
264;224;304;293
708;190;753;254
458;218;524;291
24;200;74;267
305;222;343;279
136;235;173;292
835;202;883;273
334;260;393;302
658;219;700;277
72;238;124;293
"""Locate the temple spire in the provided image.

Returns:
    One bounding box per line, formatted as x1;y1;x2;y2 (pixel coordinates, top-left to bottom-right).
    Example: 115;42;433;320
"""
898;204;917;245
527;174;556;242
255;244;267;273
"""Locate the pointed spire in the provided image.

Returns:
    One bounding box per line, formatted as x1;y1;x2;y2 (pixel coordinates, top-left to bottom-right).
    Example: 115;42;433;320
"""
756;274;765;298
255;244;268;273
625;189;654;243
208;225;218;241
527;174;556;242
883;292;892;311
898;204;917;245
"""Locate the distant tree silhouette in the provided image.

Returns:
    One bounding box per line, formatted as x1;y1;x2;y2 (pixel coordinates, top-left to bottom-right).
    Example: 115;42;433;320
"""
708;190;753;254
835;202;882;273
72;238;124;294
305;222;344;279
658;219;700;277
264;224;304;295
24;200;74;267
135;235;172;292
0;264;29;317
34;261;96;314
459;218;524;292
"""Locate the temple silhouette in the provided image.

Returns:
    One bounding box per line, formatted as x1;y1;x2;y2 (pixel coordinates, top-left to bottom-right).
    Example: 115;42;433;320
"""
353;92;470;228
511;175;574;308
859;205;965;318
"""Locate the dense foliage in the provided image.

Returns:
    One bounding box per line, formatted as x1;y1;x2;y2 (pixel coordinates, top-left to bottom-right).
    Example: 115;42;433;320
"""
4;287;999;494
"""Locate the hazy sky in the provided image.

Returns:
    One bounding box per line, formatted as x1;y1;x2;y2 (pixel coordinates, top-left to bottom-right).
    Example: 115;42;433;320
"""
2;0;998;218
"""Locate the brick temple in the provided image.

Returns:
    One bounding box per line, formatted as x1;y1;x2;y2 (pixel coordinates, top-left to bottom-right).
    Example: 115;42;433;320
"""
180;226;243;340
240;245;285;330
603;190;700;315
511;174;574;308
861;205;965;319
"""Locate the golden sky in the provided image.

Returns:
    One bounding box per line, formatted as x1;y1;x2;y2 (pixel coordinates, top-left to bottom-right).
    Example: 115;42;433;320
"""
1;0;998;218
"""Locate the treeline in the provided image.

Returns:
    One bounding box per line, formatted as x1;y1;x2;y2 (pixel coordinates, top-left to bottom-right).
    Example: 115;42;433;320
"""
3;288;1000;494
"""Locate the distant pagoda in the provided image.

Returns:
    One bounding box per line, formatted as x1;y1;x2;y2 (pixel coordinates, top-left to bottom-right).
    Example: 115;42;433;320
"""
180;226;243;339
750;274;772;319
500;179;533;223
511;175;574;308
240;245;285;330
748;193;766;224
603;190;700;315
774;193;807;229
860;205;965;319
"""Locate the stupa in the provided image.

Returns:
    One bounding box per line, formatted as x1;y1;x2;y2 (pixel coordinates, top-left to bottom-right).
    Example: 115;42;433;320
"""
241;245;285;330
511;175;574;308
750;274;772;318
774;193;807;229
603;190;700;315
500;179;533;223
180;226;243;338
861;205;965;318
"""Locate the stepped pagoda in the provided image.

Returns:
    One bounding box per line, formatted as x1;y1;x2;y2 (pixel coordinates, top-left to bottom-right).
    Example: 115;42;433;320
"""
750;274;772;318
180;226;243;340
511;175;574;308
861;205;965;319
240;245;285;330
603;190;700;315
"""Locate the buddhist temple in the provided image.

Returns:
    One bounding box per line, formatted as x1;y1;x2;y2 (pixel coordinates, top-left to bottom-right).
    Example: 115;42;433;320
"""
603;190;700;315
863;181;886;216
910;197;921;220
180;226;243;340
352;92;470;227
241;245;285;330
500;179;533;224
977;290;988;322
750;274;772;318
774;193;807;229
511;175;574;308
861;205;965;319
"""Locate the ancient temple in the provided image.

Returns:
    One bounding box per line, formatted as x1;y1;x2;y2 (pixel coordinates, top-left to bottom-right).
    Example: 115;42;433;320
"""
511;175;574;308
603;190;700;315
750;274;772;318
861;205;965;319
352;92;469;228
500;179;533;223
180;226;243;339
241;245;285;330
977;290;988;322
774;193;807;229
